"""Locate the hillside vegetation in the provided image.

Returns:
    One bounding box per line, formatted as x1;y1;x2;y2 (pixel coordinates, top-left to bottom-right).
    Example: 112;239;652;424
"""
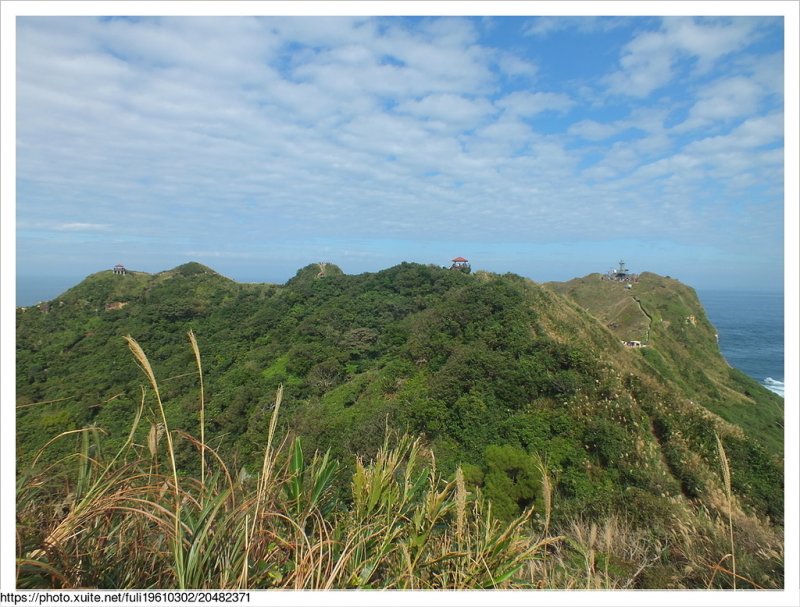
16;262;783;589
545;273;783;455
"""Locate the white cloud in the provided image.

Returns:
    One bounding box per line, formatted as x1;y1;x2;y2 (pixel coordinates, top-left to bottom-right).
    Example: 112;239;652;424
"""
496;91;574;117
55;223;111;231
745;51;784;97
662;17;758;73
675;76;765;131
395;94;495;128
605;17;764;98
523;16;632;38
605;29;676;97
12;16;785;282
523;17;565;38
568;120;621;141
610;111;783;201
688;112;783;153
496;53;538;80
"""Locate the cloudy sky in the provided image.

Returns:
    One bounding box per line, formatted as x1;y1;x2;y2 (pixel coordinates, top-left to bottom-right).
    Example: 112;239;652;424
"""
13;13;788;290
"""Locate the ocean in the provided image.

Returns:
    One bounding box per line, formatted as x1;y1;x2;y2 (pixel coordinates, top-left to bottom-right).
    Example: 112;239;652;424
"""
16;275;84;309
14;277;785;398
697;290;784;398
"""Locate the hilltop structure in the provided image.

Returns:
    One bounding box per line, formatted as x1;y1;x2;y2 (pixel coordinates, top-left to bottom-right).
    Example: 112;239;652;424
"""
603;259;638;283
450;257;471;272
112;264;128;275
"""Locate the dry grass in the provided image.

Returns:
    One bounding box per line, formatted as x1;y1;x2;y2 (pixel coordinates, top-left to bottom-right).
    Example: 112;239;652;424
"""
16;336;783;590
525;515;663;589
17;337;552;590
715;432;735;589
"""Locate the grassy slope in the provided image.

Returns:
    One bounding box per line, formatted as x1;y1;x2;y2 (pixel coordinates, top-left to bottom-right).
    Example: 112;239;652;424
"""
16;262;784;587
544;273;783;456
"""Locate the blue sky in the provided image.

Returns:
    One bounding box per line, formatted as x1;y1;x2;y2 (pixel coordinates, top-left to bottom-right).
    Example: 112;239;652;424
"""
12;13;789;290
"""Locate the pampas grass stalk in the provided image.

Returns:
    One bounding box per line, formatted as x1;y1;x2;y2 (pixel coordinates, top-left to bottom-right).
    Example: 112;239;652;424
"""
187;330;206;493
715;432;736;590
535;454;553;536
123;335;185;585
455;467;466;545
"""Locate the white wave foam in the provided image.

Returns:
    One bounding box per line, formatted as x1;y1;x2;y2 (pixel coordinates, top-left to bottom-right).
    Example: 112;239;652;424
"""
763;377;784;397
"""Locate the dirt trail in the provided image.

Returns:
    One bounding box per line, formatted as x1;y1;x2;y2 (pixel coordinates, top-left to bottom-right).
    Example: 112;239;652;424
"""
632;296;652;343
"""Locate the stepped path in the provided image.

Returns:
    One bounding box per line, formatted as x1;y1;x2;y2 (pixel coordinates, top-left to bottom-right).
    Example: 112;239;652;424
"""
632;296;653;343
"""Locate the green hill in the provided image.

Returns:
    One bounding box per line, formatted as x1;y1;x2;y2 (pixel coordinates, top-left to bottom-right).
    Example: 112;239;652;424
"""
545;272;783;455
16;262;784;588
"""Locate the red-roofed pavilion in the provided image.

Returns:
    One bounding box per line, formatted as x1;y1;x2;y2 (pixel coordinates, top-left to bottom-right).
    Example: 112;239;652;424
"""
451;256;470;270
